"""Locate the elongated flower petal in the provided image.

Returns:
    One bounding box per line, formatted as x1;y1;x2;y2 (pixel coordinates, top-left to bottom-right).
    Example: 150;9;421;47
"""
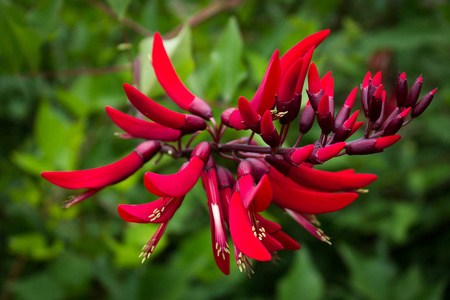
123;83;206;134
280;29;330;75
268;167;358;214
252;174;272;212
229;192;271;261
106;106;181;141
260;110;280;148
144;142;210;197
152;32;213;119
118;197;183;223
42;140;161;189
250;50;281;115
271;231;301;250
278;57;303;102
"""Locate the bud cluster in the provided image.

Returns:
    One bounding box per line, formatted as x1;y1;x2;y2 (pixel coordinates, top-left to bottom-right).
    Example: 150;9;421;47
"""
42;30;436;275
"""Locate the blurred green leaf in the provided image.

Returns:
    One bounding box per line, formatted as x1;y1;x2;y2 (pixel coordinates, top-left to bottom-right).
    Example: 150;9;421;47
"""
49;252;93;291
209;16;247;102
13;273;65;300
9;232;64;260
339;243;397;300
107;0;132;19
277;247;325;300
26;0;63;38
139;26;194;97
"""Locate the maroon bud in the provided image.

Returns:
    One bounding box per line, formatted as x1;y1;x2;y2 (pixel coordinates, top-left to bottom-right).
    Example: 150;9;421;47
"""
237;160;253;178
261;110;280;148
333;110;359;143
317;94;334;135
221;107;236;128
299;101;315;134
381;107;399;131
191;141;211;163
372;91;386;130
217;166;235;189
334;87;357;131
349;121;364;137
369;85;383;122
412;89;436;118
308;63;321;94
265;156;292;177
406;76;422;108
361;72;371;117
276;93;302;125
396;72;408;107
347;135;400;155
382;107;411;136
239;96;261;133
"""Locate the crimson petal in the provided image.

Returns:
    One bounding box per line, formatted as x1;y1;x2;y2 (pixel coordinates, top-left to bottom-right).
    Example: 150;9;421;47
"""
229;192;271;261
106;106;181;141
152;32;213;119
118;197;183;223
42;140;160;189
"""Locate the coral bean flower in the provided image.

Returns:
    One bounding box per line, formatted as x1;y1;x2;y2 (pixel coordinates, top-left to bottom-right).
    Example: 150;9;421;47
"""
41;141;160;208
42;27;436;275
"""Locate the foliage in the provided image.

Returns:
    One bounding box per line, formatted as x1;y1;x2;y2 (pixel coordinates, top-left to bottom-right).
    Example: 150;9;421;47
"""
1;0;449;299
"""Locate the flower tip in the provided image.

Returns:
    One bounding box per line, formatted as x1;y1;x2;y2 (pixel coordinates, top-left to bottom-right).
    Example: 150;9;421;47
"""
431;88;437;95
191;141;211;163
291;144;315;164
375;135;401;150
317;142;346;162
399;72;407;80
372;71;382;86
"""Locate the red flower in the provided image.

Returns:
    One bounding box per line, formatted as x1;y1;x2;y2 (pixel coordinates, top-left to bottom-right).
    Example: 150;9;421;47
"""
41;141;160;207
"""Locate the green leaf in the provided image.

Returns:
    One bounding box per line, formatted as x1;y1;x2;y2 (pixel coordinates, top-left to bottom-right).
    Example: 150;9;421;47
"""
49;252;93;290
106;0;132;19
26;0;63;38
209;16;247;102
338;243;397;300
276;247;325;300
139;26;194;97
13;273;65;300
8;232;64;260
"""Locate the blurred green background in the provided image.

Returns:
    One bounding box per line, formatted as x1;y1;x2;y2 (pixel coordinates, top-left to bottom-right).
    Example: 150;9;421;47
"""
1;0;450;299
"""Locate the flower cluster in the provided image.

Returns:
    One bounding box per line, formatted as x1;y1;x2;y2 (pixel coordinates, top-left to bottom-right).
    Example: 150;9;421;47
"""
42;30;436;275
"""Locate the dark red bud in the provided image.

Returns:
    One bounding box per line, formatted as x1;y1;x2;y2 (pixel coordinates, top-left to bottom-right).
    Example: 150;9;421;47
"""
382;107;410;136
261;110;280;148
381;107;399;131
406;75;423;108
317;94;334;135
237;160;253;178
217;166;235;189
372;91;386;130
412;88;436;118
246;158;270;181
308;63;321;94
299;101;315;134
369;85;384;122
396;72;408;107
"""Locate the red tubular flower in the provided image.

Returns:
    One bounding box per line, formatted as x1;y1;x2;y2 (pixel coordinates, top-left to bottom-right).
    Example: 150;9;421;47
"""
144;142;210;197
238;96;261;133
237;160;272;210
105;106;181;141
346;135;401;155
333;110;360;143
229;192;272;261
360;71;371;117
334;87;357;131
201;157;230;275
412;88;436;118
382;107;411;136
276;57;303;124
317;94;334;135
285;209;331;244
307;142;346;164
396;72;408;107
267;166;359;214
280;29;330;75
369;84;384;122
118;196;183;224
260;110;280;148
267;158;377;192
41;140;161;207
407;76;423;108
123;83;206;134
152;32;213;119
249;50;281;115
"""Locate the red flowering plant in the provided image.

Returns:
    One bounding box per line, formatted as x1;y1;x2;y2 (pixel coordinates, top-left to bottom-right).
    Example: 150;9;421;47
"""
42;30;436;276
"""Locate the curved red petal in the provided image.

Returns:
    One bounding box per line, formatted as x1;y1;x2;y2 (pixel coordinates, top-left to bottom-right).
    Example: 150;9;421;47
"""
252;174;272;212
278;57;303;102
268;167;359;214
251;50;281;115
261;233;283;252
228;109;248;130
229;192;272;261
152;33;213;119
42;141;159;189
271;231;301;250
238;96;260;126
106;106;181;141
256;214;282;234
287;163;377;192
280;29;330;75
117;197;182;223
294;46;315;94
144;156;205;197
